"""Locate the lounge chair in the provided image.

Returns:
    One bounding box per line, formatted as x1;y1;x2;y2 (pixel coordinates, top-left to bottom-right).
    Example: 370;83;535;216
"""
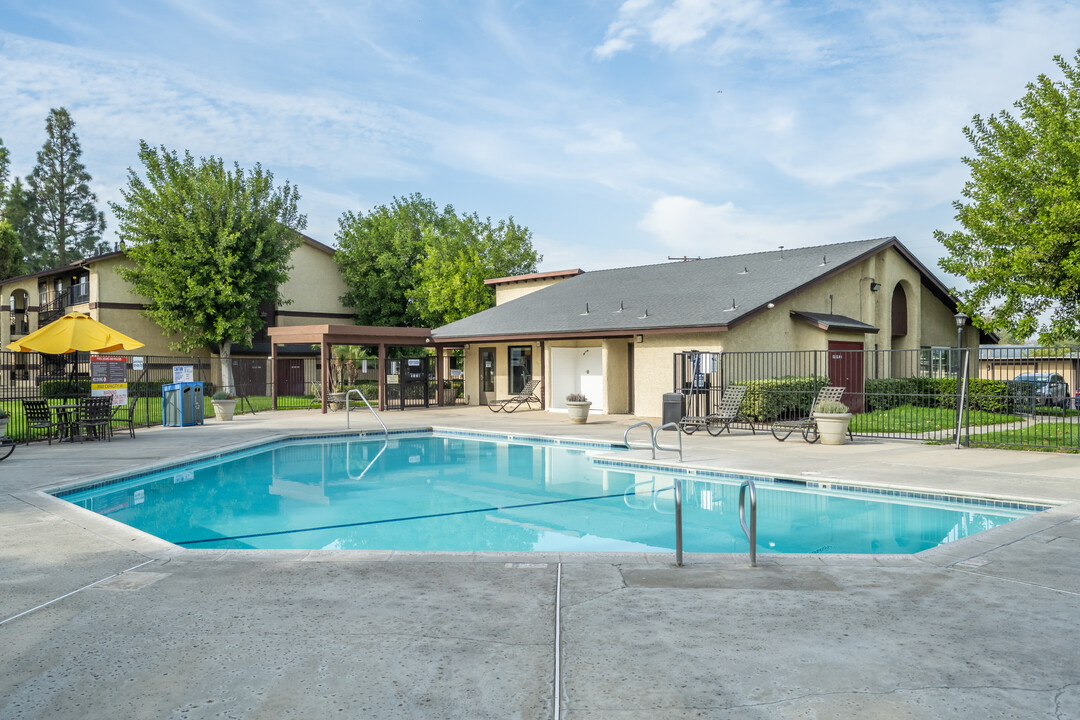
307;382;324;410
682;386;751;436
488;379;542;413
770;385;852;444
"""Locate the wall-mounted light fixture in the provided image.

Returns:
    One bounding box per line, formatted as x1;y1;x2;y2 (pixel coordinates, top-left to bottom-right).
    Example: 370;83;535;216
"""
635;334;643;343
870;281;881;292
463;344;470;350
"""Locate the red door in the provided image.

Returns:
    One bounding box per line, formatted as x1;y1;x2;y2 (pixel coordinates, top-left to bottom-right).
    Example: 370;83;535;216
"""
828;341;865;413
275;358;305;397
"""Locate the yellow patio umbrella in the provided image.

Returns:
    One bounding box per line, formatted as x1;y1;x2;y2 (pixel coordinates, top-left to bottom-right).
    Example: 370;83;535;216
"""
5;312;145;354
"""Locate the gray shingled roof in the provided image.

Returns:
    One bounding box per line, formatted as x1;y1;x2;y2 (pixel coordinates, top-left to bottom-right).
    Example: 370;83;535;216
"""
433;237;904;340
790;311;880;333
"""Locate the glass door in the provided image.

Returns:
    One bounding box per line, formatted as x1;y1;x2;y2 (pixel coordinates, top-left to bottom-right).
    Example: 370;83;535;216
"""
508;346;532;395
479;348;495;405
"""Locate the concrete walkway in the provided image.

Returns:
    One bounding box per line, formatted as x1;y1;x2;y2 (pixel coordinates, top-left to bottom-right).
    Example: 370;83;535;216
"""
2;406;1078;718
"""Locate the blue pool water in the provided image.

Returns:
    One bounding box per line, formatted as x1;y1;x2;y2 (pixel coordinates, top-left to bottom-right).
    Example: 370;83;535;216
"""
57;433;1039;554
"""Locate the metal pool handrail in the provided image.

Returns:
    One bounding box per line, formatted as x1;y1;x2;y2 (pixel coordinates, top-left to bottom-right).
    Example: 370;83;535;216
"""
739;479;757;567
346;388;387;436
652;422;683;461
623;421;656;458
345;389;388;481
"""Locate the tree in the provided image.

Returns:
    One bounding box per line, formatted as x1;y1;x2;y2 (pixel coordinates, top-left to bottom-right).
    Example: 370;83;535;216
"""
0;137;10;208
0;220;25;279
335;195;540;328
112;141;306;392
334;193;454;327
936;50;1080;344
3;178;46;272
411;212;540;326
26;108;107;268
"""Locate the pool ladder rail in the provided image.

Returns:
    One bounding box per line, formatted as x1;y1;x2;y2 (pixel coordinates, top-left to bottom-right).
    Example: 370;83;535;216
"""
672;477;757;568
345;389;388;480
622;421;755;567
622;421;682;461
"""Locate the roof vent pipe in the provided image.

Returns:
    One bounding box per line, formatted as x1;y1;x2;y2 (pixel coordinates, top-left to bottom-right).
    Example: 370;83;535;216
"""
819;255;828;267
779;245;784;259
638;308;649;319
737;266;749;275
613;301;624;313
580;303;590;316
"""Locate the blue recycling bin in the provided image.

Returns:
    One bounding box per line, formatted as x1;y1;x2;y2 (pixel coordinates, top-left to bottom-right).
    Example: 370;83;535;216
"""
163;382;204;426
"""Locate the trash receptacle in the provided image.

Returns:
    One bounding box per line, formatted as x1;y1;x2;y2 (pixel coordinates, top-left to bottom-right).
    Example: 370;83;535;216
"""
662;392;685;429
163;382;205;426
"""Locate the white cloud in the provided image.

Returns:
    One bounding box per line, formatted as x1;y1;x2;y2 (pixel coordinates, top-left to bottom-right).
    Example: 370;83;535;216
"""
638;194;893;256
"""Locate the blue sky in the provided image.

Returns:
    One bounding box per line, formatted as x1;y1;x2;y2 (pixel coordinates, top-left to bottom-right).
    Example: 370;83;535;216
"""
1;1;1077;283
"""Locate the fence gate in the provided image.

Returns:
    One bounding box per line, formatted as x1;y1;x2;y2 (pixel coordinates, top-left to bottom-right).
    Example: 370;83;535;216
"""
385;356;432;409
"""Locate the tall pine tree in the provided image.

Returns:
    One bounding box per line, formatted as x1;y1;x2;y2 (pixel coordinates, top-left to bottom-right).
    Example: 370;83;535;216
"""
27;108;107;268
0;136;10;208
4;178;46;273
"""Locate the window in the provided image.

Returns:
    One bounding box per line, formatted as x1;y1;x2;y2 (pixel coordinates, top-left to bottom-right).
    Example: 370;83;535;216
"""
508;346;532;394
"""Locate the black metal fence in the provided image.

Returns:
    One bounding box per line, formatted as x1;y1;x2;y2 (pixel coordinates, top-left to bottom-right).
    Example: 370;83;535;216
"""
674;347;1079;450
1;350;466;442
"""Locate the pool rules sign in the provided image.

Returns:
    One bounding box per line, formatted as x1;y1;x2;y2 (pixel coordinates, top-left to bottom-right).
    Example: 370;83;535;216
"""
91;355;128;406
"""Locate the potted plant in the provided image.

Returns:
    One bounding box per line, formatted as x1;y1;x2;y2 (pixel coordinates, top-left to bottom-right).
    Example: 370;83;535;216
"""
211;391;238;422
814;399;852;445
565;393;592;424
0;407;9;438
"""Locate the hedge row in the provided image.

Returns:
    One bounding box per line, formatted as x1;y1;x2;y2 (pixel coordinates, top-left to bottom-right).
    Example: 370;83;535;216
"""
865;377;1023;414
731;376;830;421
725;375;1029;420
38;379;216;399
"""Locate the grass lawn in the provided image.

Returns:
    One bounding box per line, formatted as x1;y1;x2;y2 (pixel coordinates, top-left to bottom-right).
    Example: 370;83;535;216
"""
850;404;1022;434
960;422;1080;452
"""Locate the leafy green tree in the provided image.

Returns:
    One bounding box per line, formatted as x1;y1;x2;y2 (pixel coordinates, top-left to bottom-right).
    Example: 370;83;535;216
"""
937;50;1080;344
411;212;540;326
3;178;46;272
0;220;25;279
27;108;107;267
112;141;306;392
335;194;540;328
334;193;454;327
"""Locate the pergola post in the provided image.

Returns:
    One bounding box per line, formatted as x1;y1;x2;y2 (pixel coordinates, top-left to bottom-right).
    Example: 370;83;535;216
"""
435;346;445;406
378;343;387;412
320;340;330;414
271;341;278;410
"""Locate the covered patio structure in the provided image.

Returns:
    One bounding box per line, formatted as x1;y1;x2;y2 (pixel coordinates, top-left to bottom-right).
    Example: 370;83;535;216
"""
267;324;462;413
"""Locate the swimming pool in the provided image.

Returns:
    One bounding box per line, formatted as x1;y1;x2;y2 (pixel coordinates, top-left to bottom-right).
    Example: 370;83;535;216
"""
56;432;1042;554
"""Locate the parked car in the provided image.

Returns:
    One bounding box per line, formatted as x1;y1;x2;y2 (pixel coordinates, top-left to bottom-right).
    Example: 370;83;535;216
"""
1010;373;1071;409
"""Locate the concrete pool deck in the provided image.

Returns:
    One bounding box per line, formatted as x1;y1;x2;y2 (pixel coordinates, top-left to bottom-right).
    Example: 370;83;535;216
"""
2;406;1078;718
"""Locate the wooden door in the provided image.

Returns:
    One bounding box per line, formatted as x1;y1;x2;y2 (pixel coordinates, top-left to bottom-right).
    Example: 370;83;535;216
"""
828;341;865;413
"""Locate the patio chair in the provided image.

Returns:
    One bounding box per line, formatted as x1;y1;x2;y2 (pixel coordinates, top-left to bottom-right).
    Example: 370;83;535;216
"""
770;385;852;444
488;379;542;413
702;385;755;436
23;399;62;446
75;397;114;442
110;397;141;439
307;382;324;410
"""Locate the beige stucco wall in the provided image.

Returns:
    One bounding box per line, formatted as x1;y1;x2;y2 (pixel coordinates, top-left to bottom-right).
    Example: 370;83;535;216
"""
455;245;975;417
278;243;351;318
494;278;567;306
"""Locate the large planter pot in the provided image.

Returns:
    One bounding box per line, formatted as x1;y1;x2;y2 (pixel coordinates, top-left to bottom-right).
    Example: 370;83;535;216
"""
328;392;347;410
212;399;237;422
566;401;592;424
816;413;852;445
0;418;9;438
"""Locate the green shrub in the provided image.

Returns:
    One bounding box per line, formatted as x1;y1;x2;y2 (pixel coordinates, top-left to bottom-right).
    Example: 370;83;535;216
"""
732;375;828;421
39;379;91;398
865;376;1018;414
